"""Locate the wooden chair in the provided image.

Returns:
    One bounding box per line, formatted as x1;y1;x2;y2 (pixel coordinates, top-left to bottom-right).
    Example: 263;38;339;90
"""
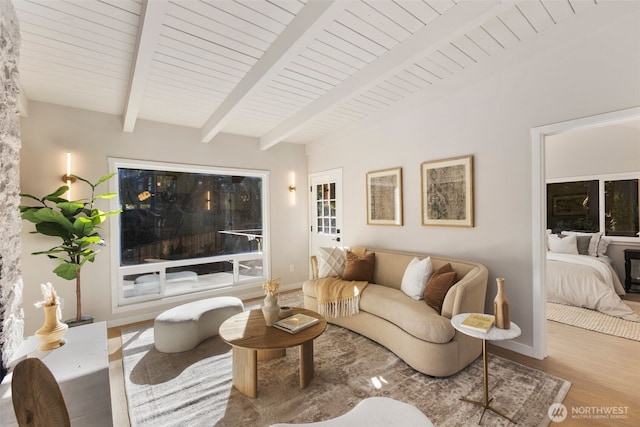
11;358;70;427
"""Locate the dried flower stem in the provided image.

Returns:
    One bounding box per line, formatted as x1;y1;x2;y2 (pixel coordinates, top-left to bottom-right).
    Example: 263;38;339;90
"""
262;278;280;296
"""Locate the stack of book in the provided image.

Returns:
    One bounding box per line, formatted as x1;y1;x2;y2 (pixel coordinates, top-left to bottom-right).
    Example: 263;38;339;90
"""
460;313;495;333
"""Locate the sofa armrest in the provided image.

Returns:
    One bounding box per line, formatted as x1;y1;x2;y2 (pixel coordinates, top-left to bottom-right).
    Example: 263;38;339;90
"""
441;264;488;319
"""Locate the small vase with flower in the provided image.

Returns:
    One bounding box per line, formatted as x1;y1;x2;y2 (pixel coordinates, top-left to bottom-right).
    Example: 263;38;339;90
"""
262;278;281;326
34;282;68;350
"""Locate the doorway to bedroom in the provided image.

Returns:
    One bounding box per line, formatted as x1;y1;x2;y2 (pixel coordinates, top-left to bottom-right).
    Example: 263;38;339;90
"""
532;106;640;359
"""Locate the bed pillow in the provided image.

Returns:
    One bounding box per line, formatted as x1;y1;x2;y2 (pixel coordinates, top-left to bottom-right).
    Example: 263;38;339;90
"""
341;251;375;282
575;235;591;255
561;231;601;257
423;263;458;314
597;236;612;257
317;247;348;278
400;257;433;300
547;234;579;254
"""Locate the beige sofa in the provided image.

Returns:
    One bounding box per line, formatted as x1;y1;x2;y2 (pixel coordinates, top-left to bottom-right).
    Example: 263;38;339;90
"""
303;249;488;377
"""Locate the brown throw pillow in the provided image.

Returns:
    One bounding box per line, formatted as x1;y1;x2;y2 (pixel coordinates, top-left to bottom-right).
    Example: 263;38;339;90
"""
341;251;375;282
423;263;458;314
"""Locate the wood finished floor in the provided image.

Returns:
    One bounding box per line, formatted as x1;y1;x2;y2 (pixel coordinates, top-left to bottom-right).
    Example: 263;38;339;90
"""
108;294;640;427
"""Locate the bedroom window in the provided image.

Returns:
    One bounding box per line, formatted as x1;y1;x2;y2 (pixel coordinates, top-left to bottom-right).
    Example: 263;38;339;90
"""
109;159;269;309
547;174;639;240
547;180;599;233
605;179;639;237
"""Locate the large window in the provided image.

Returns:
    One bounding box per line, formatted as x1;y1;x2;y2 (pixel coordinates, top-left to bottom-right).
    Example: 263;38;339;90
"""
109;159;269;309
547;173;639;239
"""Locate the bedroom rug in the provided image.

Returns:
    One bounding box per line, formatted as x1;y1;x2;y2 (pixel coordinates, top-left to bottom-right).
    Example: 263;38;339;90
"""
121;294;570;427
546;301;640;341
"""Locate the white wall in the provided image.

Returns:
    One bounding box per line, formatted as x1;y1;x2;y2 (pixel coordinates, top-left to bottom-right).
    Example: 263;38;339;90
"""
306;3;640;354
546;122;640;179
19;102;309;335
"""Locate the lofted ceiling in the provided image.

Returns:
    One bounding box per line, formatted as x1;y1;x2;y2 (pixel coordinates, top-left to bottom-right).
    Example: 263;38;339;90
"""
14;0;607;149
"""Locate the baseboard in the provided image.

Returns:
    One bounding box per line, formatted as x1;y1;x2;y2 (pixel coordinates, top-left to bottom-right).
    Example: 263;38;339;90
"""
492;339;537;359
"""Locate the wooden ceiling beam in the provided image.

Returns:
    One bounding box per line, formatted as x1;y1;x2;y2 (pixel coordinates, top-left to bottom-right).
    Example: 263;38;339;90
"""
200;0;348;143
122;0;168;132
259;0;510;150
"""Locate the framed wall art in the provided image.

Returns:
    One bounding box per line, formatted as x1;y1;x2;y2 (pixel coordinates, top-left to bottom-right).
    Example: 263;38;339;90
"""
421;155;474;227
366;167;403;226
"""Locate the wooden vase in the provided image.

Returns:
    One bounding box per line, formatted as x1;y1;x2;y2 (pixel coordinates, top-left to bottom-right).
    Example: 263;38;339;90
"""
262;294;280;326
35;304;68;351
494;278;511;329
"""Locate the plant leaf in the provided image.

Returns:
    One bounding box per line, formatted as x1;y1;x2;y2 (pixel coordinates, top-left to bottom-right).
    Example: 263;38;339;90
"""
43;186;69;202
71;175;93;188
73;217;95;237
53;262;78;280
35;222;71;239
94;172;117;187
20;208;42;223
93;193;117;200
57;201;85;217
33;208;75;233
19;193;42;203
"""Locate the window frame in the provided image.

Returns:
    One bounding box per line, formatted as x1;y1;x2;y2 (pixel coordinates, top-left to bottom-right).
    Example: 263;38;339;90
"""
108;158;270;313
547;171;640;242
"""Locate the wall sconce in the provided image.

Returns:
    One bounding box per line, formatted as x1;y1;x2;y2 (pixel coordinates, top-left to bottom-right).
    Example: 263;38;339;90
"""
61;152;76;199
289;172;296;206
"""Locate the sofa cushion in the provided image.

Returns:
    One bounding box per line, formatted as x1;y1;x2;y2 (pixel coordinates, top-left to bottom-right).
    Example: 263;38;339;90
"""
424;263;458;314
359;284;456;343
342;251;375;282
400;257;433;300
317;247;348;278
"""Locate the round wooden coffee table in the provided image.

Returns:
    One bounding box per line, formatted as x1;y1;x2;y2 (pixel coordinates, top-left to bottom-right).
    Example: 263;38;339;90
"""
219;307;327;398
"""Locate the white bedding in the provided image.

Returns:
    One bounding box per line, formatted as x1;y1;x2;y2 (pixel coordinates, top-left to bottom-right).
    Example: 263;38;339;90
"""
546;252;640;322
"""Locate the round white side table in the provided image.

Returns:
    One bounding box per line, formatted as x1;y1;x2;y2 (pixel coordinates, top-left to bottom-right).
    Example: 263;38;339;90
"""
451;313;521;425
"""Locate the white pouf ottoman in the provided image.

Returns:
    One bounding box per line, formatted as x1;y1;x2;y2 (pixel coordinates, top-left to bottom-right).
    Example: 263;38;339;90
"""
154;296;244;353
270;397;434;427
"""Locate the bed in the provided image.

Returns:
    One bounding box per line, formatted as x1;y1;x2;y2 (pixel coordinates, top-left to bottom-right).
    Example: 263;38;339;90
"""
546;233;640;322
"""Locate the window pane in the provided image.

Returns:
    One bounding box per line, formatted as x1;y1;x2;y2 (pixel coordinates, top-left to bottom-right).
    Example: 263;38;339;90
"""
605;179;639;237
119;169;263;266
123;271;161;298
547;181;599;233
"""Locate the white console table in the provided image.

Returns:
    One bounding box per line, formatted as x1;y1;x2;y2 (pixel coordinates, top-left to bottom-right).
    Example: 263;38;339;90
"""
0;321;113;426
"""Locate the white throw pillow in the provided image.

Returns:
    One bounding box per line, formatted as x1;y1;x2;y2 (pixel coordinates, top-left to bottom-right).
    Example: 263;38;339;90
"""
317;247;348;278
400;257;433;300
547;234;579;255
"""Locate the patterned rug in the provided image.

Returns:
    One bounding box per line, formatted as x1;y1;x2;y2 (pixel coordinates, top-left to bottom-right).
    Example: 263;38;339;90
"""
121;292;570;427
546;300;640;341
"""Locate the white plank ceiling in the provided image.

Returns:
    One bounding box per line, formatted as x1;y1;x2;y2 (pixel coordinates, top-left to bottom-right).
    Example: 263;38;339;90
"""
13;0;606;149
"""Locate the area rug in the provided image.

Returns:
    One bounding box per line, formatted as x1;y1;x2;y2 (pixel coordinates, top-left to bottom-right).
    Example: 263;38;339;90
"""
122;294;569;427
546;300;640;341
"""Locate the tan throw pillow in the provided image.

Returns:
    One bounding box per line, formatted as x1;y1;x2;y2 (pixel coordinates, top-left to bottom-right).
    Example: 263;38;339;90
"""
341;251;375;282
423;263;458;314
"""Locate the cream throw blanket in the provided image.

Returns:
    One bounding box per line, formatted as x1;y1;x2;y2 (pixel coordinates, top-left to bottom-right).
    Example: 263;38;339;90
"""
315;277;369;318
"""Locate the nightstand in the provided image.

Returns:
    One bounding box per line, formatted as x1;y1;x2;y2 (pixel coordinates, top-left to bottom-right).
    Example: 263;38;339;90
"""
624;249;640;293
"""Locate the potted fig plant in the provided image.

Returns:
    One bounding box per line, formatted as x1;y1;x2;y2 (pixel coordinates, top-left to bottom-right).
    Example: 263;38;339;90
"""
19;173;120;327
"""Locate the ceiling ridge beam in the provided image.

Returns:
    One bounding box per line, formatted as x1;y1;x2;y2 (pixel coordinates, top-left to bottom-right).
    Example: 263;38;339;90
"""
200;0;348;143
259;0;514;150
122;0;169;132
